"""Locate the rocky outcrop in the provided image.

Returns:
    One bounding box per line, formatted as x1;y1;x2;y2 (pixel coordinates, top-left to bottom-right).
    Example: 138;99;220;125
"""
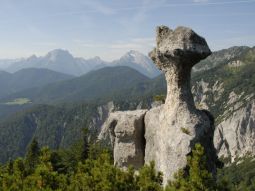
99;110;147;169
145;26;217;184
99;26;218;185
214;100;255;162
89;101;115;132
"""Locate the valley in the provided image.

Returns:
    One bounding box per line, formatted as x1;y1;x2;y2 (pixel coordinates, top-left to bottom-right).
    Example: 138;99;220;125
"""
0;46;254;164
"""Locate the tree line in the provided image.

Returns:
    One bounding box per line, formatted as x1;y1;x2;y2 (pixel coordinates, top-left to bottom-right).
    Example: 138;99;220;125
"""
0;128;253;190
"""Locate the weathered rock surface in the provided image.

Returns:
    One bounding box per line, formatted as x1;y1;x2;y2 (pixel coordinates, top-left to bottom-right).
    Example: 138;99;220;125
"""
89;101;115;133
99;25;218;185
146;26;217;184
214;100;255;162
99;110;147;169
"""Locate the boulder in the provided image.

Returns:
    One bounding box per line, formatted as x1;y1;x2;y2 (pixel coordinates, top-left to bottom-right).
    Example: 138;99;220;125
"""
99;110;147;169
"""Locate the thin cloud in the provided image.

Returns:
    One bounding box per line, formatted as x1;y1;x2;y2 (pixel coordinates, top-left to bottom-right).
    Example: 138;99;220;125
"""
80;43;108;48
1;0;254;20
16;0;254;19
80;1;115;15
117;0;167;36
209;35;255;50
193;0;209;3
86;0;255;11
32;42;58;47
109;39;154;49
77;37;154;49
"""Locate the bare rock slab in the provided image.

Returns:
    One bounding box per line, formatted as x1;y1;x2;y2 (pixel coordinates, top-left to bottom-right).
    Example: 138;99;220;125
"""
214;100;255;162
99;110;147;169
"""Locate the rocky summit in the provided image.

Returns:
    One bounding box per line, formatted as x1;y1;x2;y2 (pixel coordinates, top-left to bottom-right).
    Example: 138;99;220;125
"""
99;26;218;185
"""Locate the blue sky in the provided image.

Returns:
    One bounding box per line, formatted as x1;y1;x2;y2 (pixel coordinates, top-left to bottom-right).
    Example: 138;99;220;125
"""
0;0;254;61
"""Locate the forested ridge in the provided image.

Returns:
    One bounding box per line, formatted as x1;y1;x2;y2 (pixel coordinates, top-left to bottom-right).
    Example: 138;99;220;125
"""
0;46;255;190
1;131;254;190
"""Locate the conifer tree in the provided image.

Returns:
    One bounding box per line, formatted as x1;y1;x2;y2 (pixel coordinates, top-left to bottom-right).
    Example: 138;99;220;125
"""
6;159;14;175
136;161;163;191
166;144;216;191
25;138;40;173
81;127;89;161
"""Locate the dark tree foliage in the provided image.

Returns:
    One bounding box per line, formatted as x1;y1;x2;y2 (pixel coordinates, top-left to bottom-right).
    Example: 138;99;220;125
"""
0;142;162;190
2;139;246;190
166;144;217;191
81;128;89;161
25;138;40;173
217;156;255;190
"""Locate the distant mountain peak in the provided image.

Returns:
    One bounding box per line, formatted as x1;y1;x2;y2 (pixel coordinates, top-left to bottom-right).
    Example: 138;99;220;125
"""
93;56;101;60
88;56;103;62
114;50;160;78
45;49;73;62
123;50;144;58
127;49;140;54
47;49;71;54
5;49;161;77
121;50;149;64
28;55;37;60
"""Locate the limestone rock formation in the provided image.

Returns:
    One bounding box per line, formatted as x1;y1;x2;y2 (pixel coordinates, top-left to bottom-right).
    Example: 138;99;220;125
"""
214;100;255;162
99;110;147;169
145;26;217;184
99;25;218;185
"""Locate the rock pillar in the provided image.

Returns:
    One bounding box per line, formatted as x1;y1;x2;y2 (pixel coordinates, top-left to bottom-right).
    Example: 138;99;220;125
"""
145;26;217;184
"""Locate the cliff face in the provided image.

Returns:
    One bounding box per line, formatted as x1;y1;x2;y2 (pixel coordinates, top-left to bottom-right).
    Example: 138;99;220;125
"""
214;99;255;162
191;46;255;161
99;26;218;185
194;80;255;162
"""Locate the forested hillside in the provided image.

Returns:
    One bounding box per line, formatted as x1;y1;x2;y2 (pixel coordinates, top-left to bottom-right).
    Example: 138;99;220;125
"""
0;66;152;104
0;46;254;165
0;68;73;98
2;135;255;190
0;137;235;190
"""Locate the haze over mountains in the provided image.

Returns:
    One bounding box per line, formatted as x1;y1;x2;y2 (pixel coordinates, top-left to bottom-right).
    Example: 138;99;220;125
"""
0;45;255;165
1;49;160;78
1;66;152;104
0;68;74;98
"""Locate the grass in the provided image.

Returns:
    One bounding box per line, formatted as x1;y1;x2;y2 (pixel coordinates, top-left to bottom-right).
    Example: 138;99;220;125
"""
4;98;32;105
181;127;190;135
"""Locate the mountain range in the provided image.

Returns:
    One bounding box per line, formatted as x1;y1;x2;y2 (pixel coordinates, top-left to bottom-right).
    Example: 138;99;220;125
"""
0;46;254;164
0;66;151;104
0;68;74;98
2;49;160;78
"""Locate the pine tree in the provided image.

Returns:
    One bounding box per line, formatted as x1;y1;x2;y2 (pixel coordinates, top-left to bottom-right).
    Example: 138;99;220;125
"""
166;144;216;191
25;138;40;173
81;127;89;161
136;161;163;191
6;159;14;175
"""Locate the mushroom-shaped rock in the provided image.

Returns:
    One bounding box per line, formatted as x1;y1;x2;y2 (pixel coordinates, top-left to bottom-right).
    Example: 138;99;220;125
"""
150;26;211;70
149;26;212;111
99;25;218;186
145;26;217;185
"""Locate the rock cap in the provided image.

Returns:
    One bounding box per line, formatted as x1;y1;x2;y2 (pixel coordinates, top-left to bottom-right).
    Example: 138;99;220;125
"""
150;25;211;70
